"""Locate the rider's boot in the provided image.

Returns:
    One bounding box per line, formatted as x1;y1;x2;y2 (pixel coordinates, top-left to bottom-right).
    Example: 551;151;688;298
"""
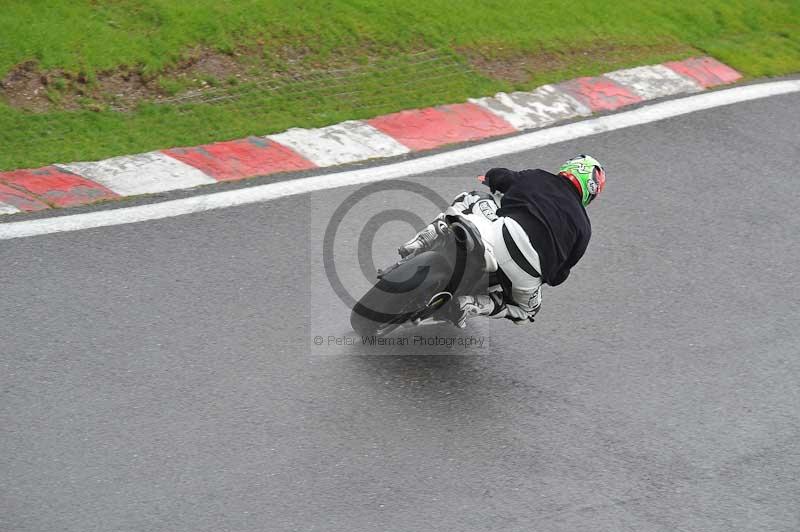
398;213;449;258
451;294;502;328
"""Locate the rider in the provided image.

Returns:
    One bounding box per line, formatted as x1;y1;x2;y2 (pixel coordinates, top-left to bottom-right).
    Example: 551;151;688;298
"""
399;154;605;327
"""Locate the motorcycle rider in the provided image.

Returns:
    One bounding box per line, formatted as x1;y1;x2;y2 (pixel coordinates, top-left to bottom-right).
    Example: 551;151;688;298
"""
399;154;605;327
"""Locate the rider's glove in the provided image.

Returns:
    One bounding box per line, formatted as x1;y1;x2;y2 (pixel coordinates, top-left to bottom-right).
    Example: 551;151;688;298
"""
483;168;516;194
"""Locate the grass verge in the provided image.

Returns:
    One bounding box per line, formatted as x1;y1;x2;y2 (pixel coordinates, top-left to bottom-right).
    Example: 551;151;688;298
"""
1;0;798;170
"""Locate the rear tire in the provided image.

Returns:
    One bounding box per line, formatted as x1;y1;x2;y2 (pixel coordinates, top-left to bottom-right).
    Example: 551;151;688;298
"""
350;251;452;336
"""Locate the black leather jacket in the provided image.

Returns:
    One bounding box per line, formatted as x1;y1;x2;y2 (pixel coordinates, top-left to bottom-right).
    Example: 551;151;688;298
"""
485;168;591;286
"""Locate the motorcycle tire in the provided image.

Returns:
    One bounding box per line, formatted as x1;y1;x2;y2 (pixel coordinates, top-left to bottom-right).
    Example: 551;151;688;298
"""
350;251;453;336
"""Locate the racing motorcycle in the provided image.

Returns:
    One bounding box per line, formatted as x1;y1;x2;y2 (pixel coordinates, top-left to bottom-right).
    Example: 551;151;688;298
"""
350;212;502;337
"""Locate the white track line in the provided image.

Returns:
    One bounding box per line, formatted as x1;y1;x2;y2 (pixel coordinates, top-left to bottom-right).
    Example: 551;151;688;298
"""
2;80;798;241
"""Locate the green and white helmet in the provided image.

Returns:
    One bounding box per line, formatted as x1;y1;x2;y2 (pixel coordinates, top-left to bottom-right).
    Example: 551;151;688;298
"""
558;154;606;206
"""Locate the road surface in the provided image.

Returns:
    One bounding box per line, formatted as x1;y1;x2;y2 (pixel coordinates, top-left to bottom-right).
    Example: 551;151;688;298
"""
2;92;799;531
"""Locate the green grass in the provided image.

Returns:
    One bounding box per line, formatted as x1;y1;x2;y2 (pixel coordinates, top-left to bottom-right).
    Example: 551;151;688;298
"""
1;0;798;170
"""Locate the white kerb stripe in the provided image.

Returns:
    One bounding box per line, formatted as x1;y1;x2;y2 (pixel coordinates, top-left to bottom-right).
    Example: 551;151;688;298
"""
470;84;591;131
604;64;703;100
57;152;216;196
2;80;798;240
0;202;21;215
268;120;409;167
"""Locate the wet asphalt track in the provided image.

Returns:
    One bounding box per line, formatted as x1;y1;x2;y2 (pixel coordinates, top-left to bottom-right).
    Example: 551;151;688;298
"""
2;92;799;532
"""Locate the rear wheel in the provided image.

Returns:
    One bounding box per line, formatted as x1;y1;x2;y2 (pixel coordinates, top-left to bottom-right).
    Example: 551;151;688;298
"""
350;251;453;336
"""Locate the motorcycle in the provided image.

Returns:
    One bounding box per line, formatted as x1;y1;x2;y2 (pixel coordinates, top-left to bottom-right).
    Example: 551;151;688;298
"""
350;212;503;337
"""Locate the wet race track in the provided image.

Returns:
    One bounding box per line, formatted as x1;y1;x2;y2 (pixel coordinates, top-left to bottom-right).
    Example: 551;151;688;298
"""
2;92;799;531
